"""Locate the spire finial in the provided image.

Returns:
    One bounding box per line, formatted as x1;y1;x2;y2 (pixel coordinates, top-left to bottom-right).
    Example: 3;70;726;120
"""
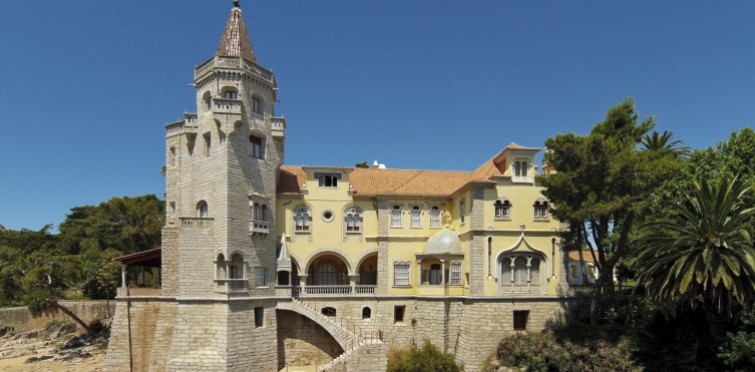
233;0;240;8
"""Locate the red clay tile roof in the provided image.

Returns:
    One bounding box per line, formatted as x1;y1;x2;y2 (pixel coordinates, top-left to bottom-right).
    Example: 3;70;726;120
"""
278;144;541;197
217;6;256;63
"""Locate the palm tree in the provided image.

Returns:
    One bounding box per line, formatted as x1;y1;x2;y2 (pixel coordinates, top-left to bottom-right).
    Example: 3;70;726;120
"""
641;130;691;158
635;176;755;337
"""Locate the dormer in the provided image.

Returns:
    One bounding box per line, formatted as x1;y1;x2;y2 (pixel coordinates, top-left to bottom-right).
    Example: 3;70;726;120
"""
500;143;540;184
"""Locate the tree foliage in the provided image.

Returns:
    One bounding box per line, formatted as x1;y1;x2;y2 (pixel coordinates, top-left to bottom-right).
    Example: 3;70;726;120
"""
539;98;680;292
0;195;163;308
635;177;755;336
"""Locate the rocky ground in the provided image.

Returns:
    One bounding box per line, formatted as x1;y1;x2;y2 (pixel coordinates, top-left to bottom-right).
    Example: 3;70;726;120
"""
0;321;107;371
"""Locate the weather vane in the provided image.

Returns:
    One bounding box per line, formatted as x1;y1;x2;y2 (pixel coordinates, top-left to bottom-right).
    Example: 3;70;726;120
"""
233;0;240;8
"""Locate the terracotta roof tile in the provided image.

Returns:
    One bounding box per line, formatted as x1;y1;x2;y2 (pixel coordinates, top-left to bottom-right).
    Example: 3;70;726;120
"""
278;166;305;194
217;6;256;62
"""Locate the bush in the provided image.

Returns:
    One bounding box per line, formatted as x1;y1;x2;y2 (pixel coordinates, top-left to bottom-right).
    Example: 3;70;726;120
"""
496;332;638;372
387;339;460;372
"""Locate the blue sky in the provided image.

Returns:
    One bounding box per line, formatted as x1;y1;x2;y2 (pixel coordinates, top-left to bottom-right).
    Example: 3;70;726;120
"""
1;0;754;231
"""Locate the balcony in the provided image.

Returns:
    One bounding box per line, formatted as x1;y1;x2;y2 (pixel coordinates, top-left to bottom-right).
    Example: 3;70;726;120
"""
250;220;269;236
165;120;198;138
215;279;248;294
212;97;242;117
271;116;286;138
194;56;275;84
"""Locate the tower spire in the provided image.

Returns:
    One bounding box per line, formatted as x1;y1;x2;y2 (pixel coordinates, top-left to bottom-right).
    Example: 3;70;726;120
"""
217;1;256;62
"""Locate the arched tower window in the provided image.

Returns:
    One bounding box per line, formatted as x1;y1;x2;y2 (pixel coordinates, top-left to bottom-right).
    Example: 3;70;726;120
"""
362;307;372;319
197;200;209;218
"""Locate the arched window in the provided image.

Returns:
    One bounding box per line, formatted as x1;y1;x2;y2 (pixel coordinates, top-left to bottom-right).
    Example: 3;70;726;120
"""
229;253;244;279
494;199;512;219
362;307;372;319
391;205;402;227
197;200;209;218
252;203;268;222
216;253;226;280
345;206;362;233
293;205;311;233
533;200;549;219
430;206;441;228
223;90;238;99
411;205;421;228
317;260;337;285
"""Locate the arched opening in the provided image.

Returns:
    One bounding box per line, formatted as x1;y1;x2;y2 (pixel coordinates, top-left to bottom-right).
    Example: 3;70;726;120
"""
216;253;226;280
229;253;244;279
362;307;371;319
278;270;290;285
221;86;238;99
321;307;336;317
202;91;211;110
196;200;209;218
307;254;349;286
357;254;377;285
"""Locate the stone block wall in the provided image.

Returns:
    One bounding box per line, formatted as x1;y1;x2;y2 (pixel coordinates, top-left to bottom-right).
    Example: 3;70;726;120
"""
104;298;176;372
227;299;279;371
0;300;115;334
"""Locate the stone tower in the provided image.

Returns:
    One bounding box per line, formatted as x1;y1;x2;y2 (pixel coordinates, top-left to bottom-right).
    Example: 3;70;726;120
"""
161;1;284;369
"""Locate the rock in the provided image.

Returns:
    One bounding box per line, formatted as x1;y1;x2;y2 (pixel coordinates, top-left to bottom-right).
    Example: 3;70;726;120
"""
56;323;77;337
88;320;104;334
24;355;53;363
63;336;86;349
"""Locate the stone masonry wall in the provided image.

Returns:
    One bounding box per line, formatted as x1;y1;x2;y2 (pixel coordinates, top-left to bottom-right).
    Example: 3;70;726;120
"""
104;298;176;372
0;300;115;334
227;299;279;371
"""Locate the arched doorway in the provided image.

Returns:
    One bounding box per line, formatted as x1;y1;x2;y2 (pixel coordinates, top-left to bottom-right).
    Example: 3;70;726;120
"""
306;254;350;295
358;254;377;285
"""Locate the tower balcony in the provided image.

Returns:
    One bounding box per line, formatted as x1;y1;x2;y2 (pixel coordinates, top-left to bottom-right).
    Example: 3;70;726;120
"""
250;220;269;236
271;116;286;138
212;97;243;116
165;119;198;138
194;55;275;84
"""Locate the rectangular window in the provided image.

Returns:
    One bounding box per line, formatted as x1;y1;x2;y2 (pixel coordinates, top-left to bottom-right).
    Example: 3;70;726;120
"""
393;263;410;286
255;267;268;287
513;310;529;331
252;97;262;114
450;263;462;286
250;135;263;159
391;206;402;227
430;207;441;228
459;199;465;224
254;307;264;328
411;207;421;228
394;305;405;323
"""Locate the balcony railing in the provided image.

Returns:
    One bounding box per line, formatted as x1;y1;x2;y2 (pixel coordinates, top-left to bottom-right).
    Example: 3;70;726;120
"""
215;279;247;293
212;98;242;115
355;285;376;295
305;285;352;295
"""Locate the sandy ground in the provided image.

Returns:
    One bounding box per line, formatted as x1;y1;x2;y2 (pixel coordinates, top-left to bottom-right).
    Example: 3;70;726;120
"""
0;324;106;372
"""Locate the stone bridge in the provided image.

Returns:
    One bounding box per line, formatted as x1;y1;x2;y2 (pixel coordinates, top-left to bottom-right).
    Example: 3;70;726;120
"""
275;298;357;351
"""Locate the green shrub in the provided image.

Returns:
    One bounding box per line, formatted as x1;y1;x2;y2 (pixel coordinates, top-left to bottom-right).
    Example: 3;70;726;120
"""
387;339;461;372
496;332;638;372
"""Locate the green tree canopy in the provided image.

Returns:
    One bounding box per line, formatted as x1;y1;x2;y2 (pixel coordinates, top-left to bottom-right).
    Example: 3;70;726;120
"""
539;98;681;292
